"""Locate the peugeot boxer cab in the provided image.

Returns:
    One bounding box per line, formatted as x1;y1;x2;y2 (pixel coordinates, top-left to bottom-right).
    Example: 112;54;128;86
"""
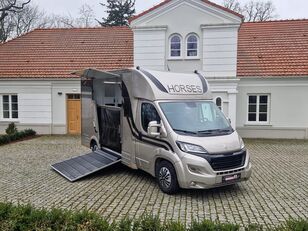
77;67;252;194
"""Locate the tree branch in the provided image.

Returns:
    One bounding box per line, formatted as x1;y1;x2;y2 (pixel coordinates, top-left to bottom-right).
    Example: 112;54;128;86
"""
0;0;31;21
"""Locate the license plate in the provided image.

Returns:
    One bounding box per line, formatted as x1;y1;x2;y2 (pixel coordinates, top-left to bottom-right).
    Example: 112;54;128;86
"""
222;174;241;183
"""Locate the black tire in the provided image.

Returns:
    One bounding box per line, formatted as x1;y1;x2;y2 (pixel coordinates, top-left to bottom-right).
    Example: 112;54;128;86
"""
90;141;99;152
156;160;179;194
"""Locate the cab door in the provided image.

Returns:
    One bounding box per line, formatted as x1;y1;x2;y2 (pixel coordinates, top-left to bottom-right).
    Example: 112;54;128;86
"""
135;101;161;172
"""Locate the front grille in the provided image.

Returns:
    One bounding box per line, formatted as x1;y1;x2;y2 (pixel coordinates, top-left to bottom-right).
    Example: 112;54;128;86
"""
206;150;246;171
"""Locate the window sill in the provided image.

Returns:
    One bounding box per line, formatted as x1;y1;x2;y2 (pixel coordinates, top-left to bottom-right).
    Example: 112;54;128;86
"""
244;123;272;127
168;57;183;61
185;57;200;60
167;57;201;61
0;120;20;123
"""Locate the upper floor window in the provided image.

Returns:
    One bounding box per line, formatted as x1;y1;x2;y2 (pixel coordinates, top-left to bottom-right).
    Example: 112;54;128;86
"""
170;34;182;58
1;95;18;120
248;94;270;123
186;34;198;57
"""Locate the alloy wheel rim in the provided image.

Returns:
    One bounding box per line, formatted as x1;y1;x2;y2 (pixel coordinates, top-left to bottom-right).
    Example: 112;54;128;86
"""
159;167;171;189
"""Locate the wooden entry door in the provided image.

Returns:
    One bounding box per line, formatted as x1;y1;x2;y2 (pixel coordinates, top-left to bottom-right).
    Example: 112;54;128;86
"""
67;96;81;134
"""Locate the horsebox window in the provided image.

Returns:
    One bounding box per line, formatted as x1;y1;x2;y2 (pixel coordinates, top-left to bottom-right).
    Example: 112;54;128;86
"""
141;103;161;132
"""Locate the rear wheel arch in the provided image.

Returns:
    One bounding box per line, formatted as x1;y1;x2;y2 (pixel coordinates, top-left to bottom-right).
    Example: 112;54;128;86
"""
90;139;99;151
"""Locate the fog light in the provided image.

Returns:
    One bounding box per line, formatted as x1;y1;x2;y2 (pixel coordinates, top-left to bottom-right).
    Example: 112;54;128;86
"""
188;165;203;174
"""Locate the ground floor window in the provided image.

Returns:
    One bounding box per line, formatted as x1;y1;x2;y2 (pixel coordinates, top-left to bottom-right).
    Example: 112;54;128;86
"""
248;94;270;123
2;94;18;119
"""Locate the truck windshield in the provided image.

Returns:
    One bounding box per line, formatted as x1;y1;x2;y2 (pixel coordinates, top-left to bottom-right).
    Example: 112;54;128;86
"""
159;101;233;136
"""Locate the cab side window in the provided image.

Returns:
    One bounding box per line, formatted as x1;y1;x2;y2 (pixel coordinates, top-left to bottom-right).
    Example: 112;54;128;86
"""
141;103;161;132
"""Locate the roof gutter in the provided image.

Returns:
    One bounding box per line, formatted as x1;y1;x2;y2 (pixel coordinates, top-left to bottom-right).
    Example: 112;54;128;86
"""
238;76;308;79
0;77;80;81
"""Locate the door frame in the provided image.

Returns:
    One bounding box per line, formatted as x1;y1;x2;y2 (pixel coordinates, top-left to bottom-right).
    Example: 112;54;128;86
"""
66;94;81;134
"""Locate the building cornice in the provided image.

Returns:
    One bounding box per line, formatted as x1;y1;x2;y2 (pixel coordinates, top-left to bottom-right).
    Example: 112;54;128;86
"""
131;25;168;31
201;23;241;29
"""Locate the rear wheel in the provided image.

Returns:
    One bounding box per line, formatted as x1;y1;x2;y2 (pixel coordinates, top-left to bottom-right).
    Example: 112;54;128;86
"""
156;160;179;194
90;140;99;152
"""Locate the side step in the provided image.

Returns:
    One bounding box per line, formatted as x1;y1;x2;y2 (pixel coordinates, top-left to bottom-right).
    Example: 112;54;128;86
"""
51;149;121;182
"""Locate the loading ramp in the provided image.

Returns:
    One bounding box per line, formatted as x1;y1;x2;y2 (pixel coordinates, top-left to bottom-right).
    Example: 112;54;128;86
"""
51;149;121;182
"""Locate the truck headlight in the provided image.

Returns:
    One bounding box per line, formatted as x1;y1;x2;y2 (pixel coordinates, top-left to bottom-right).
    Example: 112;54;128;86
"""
176;141;208;155
239;137;245;150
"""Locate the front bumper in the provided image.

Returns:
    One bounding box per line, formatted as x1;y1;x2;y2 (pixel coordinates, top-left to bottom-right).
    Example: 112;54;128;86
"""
175;150;252;189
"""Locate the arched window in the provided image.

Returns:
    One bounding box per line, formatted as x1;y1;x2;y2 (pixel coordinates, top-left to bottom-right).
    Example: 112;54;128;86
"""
186;34;198;57
216;97;222;110
170;34;182;58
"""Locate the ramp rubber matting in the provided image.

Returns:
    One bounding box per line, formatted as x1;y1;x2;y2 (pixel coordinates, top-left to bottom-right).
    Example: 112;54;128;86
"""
51;149;121;182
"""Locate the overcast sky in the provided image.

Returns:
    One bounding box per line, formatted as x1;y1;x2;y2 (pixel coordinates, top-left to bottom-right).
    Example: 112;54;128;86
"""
32;0;307;22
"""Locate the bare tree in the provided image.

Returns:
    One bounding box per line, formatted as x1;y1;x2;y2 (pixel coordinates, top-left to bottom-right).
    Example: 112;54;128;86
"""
47;4;96;28
51;14;76;28
1;2;52;42
0;0;31;42
76;3;95;27
0;13;15;41
222;0;241;13
243;1;276;21
0;0;30;22
0;2;96;42
223;0;277;22
12;4;47;37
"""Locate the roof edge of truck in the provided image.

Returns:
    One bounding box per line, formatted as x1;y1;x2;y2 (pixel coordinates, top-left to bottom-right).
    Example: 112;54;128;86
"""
75;67;213;101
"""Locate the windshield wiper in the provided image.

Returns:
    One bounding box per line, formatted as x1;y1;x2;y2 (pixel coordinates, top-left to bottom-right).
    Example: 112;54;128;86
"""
198;129;232;134
173;129;198;135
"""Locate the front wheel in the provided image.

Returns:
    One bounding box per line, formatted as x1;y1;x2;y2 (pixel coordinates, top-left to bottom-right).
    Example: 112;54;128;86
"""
156;160;179;194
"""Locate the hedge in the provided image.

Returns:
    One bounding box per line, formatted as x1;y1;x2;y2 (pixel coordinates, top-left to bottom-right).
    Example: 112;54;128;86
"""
0;202;307;231
0;129;36;146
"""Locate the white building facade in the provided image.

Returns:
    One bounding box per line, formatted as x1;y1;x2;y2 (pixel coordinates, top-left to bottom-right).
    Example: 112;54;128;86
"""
237;78;308;139
0;79;81;134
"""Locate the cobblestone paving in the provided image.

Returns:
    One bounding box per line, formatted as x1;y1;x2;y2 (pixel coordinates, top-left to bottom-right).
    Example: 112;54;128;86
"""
0;136;307;227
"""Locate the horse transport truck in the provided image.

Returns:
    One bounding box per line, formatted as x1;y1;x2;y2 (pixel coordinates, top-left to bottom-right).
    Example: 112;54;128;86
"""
52;67;252;194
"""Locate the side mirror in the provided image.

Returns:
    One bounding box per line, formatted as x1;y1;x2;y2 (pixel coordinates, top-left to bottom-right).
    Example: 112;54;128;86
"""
147;121;161;137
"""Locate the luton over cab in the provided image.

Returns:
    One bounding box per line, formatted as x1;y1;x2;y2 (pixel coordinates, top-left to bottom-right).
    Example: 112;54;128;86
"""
52;67;252;194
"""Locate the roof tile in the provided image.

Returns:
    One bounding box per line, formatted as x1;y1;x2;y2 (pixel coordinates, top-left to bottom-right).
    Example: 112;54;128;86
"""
0;20;307;79
238;19;308;77
0;27;133;78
